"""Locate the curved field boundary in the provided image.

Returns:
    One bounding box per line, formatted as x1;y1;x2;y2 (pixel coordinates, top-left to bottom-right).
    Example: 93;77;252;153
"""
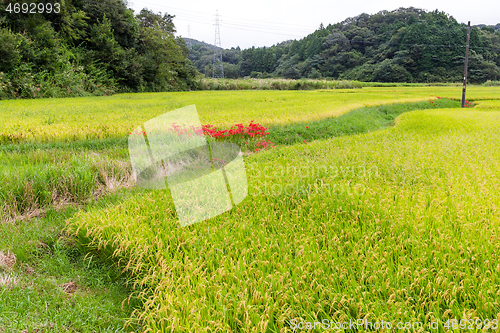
66;95;500;331
0;98;466;222
0;86;496;144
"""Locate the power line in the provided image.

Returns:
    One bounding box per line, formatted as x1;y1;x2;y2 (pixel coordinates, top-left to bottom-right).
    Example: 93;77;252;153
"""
80;0;310;39
212;10;224;78
220;20;312;34
74;0;500;51
82;0;496;38
219;23;309;38
130;0;317;30
166;15;310;38
187;24;192;49
82;0;132;10
125;2;311;37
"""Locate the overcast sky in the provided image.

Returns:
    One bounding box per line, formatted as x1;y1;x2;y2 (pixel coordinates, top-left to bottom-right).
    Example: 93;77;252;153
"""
128;0;499;49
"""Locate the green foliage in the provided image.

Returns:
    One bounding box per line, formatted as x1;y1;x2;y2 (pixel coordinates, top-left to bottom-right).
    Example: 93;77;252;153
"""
136;10;197;92
0;28;20;72
188;8;500;83
0;143;131;220
0;200;140;332
82;0;139;48
267;98;462;145
371;58;413;82
195;78;363;91
2;88;498;329
224;63;241;79
483;80;500;86
0;1;197;99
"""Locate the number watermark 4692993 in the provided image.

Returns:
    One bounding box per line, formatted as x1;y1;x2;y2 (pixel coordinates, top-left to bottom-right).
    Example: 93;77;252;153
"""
5;2;61;14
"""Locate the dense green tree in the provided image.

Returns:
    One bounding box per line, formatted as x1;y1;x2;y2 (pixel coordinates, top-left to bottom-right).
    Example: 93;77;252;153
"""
136;9;196;91
2;3;498;99
81;0;138;48
372;58;412;82
187;7;499;83
0;0;198;98
0;28;21;72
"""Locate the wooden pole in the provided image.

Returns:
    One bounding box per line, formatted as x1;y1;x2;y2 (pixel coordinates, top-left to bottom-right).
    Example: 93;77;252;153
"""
461;21;470;108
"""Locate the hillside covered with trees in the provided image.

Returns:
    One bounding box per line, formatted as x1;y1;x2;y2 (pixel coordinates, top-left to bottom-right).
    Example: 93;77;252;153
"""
0;0;198;99
190;8;500;83
1;4;499;100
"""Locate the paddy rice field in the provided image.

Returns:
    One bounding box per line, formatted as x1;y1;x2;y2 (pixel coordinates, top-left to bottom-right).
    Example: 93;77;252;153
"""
1;86;500;332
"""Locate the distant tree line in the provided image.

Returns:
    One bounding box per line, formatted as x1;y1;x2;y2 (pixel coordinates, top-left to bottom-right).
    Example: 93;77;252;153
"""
189;8;500;83
0;0;198;99
1;4;499;100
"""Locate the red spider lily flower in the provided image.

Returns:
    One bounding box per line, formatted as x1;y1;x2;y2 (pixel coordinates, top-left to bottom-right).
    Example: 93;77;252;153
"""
201;121;270;141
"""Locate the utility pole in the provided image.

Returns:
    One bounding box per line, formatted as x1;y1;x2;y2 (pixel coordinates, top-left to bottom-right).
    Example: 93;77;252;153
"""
212;10;224;79
461;21;470;108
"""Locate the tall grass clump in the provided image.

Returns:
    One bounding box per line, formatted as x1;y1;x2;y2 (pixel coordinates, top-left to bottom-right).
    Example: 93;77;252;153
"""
0;149;131;221
196;78;363;90
0;65;116;100
483;80;500;87
196;78;468;90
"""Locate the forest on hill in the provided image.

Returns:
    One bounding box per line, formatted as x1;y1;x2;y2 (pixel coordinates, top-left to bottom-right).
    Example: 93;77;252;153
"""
189;8;500;83
1;3;499;100
0;0;198;99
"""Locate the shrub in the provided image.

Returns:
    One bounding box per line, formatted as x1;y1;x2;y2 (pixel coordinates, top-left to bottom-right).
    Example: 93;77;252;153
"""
195;78;363;91
483;80;500;87
372;59;413;83
0;28;21;73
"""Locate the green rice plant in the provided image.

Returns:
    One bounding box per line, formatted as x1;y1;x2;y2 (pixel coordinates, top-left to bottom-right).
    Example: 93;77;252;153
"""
474;99;500;110
2;87;500;331
66;93;500;331
1;87;497;144
0;97;463;222
0;147;131;221
266;98;462;146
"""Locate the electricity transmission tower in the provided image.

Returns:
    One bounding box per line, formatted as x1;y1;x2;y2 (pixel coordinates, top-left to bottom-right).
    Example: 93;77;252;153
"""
187;24;192;49
212;10;224;78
